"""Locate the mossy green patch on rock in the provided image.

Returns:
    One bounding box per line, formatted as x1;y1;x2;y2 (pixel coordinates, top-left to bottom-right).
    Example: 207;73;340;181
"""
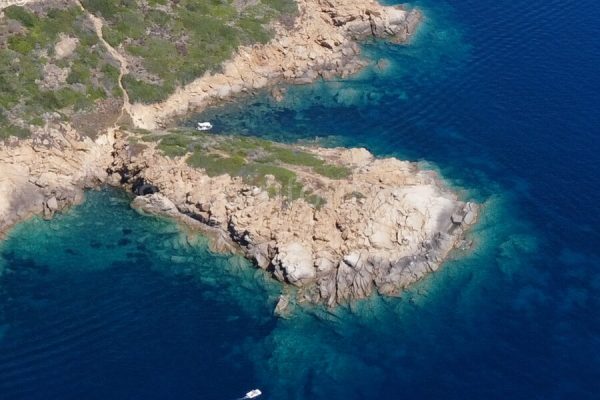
145;131;350;178
156;133;196;157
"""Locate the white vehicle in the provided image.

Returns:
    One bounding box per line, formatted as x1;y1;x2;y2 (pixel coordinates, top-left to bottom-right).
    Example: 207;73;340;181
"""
243;389;262;399
196;121;213;131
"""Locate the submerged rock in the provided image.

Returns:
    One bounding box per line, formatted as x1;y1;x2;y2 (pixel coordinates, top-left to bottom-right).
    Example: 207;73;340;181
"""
274;294;292;317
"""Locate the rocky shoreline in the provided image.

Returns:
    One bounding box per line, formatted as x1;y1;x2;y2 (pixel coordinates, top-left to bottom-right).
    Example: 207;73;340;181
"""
0;128;478;308
128;0;422;129
113;135;477;308
0;128;115;239
0;0;479;309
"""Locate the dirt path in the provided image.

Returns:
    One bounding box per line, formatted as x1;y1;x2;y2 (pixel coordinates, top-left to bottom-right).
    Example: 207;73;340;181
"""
126;0;422;130
3;0;420;134
2;0;131;130
76;0;131;129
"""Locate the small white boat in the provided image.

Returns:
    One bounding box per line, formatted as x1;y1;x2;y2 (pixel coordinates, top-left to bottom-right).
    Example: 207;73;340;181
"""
196;121;213;131
243;389;262;399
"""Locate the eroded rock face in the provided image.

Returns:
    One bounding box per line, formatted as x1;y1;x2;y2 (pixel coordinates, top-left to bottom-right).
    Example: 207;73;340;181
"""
274;242;316;286
110;135;478;306
0;124;114;236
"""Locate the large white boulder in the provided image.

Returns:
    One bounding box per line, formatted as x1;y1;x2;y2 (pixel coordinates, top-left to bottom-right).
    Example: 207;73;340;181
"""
275;242;315;286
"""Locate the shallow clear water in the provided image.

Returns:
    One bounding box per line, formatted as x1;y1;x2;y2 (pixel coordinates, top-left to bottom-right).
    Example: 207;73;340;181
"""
2;0;600;398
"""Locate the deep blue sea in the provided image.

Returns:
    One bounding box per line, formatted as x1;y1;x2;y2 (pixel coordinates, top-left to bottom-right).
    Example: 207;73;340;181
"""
1;0;600;399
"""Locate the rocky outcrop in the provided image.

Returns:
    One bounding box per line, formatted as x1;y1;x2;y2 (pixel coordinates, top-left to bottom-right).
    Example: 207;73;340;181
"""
128;0;422;129
0;0;473;308
108;135;477;306
0;125;477;306
0;123;114;237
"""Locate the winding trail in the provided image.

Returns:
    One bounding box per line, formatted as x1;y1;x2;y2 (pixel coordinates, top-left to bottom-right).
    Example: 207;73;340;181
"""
2;0;420;132
125;0;421;129
1;1;131;130
76;0;131;130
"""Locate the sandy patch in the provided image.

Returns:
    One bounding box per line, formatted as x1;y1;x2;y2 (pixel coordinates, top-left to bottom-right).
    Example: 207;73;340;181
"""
54;34;79;59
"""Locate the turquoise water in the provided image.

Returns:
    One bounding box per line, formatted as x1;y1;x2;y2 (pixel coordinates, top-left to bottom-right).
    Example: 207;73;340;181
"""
2;0;600;398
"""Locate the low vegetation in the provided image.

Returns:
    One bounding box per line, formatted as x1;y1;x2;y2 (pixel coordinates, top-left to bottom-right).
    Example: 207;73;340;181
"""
137;130;352;207
0;3;122;140
0;0;296;141
81;0;298;104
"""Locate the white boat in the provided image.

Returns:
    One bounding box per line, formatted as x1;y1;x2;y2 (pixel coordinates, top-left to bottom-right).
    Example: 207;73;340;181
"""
243;389;262;399
196;121;213;131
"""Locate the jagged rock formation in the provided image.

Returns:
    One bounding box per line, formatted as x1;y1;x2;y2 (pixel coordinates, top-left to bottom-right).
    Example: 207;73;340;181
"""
0;121;477;306
0;0;478;308
128;0;422;129
108;135;477;306
0;126;114;236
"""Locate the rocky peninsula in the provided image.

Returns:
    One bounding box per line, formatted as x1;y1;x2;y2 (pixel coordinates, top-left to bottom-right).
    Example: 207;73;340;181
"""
111;132;477;308
0;0;478;308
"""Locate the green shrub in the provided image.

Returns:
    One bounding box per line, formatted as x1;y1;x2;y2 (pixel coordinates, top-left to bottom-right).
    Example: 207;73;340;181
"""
267;146;323;167
238;17;271;44
123;75;172;104
306;193;326;208
4;6;38;28
0;123;31;140
8;35;36;54
30;116;45;126
113;10;145;40
159;144;188;157
260;0;298;15
313;164;351;179
102;26;126;48
101;63;120;81
244;163;305;199
155;133;193;156
67;62;91;84
53;87;84;108
187;151;246;176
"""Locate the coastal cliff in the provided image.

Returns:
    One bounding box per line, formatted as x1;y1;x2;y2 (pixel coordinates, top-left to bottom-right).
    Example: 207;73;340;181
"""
0;0;479;307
